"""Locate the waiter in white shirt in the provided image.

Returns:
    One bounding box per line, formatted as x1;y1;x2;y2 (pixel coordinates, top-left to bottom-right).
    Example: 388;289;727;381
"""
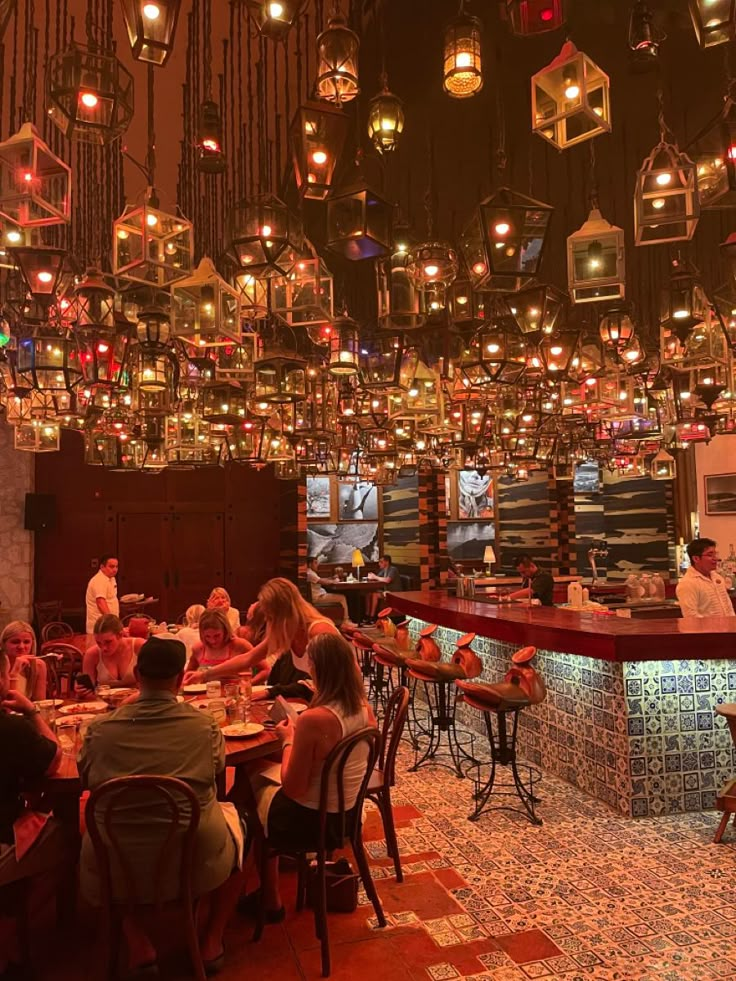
676;538;735;618
85;555;120;633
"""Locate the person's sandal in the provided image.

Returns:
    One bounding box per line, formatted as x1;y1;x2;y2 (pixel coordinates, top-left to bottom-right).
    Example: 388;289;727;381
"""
236;890;286;922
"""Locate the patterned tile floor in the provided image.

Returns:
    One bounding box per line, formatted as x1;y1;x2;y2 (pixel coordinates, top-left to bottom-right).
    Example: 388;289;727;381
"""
23;745;736;981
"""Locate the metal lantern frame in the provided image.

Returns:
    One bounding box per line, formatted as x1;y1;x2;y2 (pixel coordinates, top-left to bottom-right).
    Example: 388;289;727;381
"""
506;0;567;36
10;245;66;302
14;419;61;452
634;141;699;246
367;83;405;154
460;324;527;386
254;352;308;403
171;256;242;352
326;178;393;261
443;9;483;99
538;329;580;381
689;0;736;48
218;416;267;465
196;101;226;174
16;328;81;392
315;10;360;105
227;194;302;278
328;316;360;376
531;41;611;150
567;208;625;304
75;318;133;389
113;193;193;286
120;0;182;66
0;122;71;227
502;282;567;338
270;254;334;328
377;250;428;331
246;0;304;40
405;242;459;315
694;99;736;209
201;381;249;424
359;333;417;391
290;100;349;201
46;44;134;145
74;266;116;332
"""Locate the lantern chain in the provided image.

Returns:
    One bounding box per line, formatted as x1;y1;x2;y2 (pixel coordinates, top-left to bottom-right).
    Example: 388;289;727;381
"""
588;141;599;211
656;86;673;145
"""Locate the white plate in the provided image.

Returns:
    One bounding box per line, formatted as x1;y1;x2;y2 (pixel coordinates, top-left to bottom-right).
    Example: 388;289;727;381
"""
55;713;96;726
35;699;64;708
222;722;265;739
182;684;207;694
121;593;144;604
59;700;108;714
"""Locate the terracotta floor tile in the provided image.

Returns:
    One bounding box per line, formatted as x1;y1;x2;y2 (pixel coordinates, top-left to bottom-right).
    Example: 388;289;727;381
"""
433;868;468;890
376;871;465;918
297;935;415;981
494;928;563;964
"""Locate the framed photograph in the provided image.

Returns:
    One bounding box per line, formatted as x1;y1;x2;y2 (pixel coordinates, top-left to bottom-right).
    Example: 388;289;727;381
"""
307;522;380;563
455;470;494;520
447;521;495;562
337;480;378;521
306;475;332;519
705;473;736;514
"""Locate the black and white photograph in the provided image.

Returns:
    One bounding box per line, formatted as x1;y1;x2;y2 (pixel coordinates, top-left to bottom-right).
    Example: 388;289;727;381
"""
456;470;494;520
306;522;380;564
306;475;332;519
337;480;379;521
705;473;736;515
447;521;495;561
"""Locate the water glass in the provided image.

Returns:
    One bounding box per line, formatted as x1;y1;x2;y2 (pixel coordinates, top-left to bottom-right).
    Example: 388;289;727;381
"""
96;684;112;703
35;699;57;724
206;679;222;699
56;719;80;757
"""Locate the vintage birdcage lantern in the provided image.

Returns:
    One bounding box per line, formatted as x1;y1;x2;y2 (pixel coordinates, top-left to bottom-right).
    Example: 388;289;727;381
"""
327;316;360;376
227;194;301;277
359;333;417;391
131;342;177;394
689;0;736;48
461;324;527;386
120;0;181;65
316;6;359;104
74;266;116;332
539;329;579;380
327;176;393;261
171;257;241;352
264;427;296;465
502;283;567;338
506;0;567;35
296;372;338;435
10;246;66;302
367;80;404;154
201;382;248;424
628;0;662;69
165;412;218;468
113;190;193;286
461;188;553;293
233;271;269;321
196;101;226;174
532;41;611;150
46;45;134;145
0;123;71;227
693;99;736;209
271;254;333;328
443;4;483;98
405;242;459;314
650;446;676;479
14;419;60;453
634;141;699;246
290;101;349;201
16;329;81;392
254;352;308;403
567;209;625;304
76;319;132;389
599;303;636;350
246;0;304;40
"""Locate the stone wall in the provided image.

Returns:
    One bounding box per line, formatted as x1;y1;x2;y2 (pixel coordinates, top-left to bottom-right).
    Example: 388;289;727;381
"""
0;421;34;626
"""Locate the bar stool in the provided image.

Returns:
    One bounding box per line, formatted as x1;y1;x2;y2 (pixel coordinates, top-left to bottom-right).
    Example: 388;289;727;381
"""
456;646;546;826
370;621;412;711
403;632;482;778
349;609;398;704
714;703;736;843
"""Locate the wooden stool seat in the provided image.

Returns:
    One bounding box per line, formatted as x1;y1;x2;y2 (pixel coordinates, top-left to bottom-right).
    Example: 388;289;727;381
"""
372;640;411;667
714;777;736;844
456;679;531;713
405;658;466;682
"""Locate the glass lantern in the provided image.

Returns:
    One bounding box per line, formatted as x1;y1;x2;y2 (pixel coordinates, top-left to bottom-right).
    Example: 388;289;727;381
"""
220;416;267;465
460;324;527;386
443;9;483;99
74;266;116;331
226;194;301;277
233;271;269;320
16;329;81;391
538;329;580;380
532;41;611;150
271;255;333;327
367;82;404;154
120;0;182;66
376;247;427;331
46;45;134;145
405;242;459;313
113;191;193;285
246;0;304;39
506;0;567;35
201;382;248;424
566;208;625;303
328;316;360;376
195;101;226;175
10;246;66;302
359;333;417;391
254;354;307;403
315;10;359;104
166;412;218;468
0;122;71;227
171;256;242;352
290;101;350;201
14;420;60;453
689;0;736;48
694;102;736;209
650;447;676;479
501;283;567;337
76;320;132;388
660;257;709;350
326;178;393;260
131;344;177;394
634;141;699;246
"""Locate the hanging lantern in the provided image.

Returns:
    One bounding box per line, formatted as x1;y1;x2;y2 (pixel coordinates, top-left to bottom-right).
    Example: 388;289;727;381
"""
315;8;360;104
566;208;625;304
443;6;483;98
460;324;527;386
14;420;60;453
10;246;66;302
290;100;349;200
120;0;181;66
227;194;302;277
628;1;662;69
460;187;553;293
16;329;81;392
359;333;417;391
46;44;134;145
634;141;699;246
113;189;193;285
233;271;269;320
660;257;709;345
539;329;579;380
506;0;567;35
367;81;405;154
377;243;427;331
254;353;307;403
246;0;304;40
532;41;610;150
599;303;635;348
171;256;241;352
196;101;226;175
0;122;71;227
84;431;138;470
326;176;393;260
131;344;177;394
271;254;333;328
328;316;360;376
75;319;132;388
405;242;459;313
694;102;736;209
201;382;248;424
502;283;567;338
650;447;676;479
74;266;116;332
165;411;217;468
689;0;736;48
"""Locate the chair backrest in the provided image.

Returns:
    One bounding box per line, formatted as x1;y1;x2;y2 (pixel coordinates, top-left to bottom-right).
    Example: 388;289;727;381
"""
34;600;63;629
38;654;60;698
41;621;74;643
378;686;410;787
40;642;83;672
318;727;381;849
85;775;201;912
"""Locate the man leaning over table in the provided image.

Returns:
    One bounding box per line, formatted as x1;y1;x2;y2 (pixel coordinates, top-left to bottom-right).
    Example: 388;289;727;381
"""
676;538;735;618
85;554;120;634
78;636;247;975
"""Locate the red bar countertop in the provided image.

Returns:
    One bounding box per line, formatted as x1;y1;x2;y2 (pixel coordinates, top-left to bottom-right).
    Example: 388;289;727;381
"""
386;590;736;663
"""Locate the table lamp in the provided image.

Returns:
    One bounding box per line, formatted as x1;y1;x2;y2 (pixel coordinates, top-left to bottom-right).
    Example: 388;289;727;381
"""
352;548;365;581
484;545;496;577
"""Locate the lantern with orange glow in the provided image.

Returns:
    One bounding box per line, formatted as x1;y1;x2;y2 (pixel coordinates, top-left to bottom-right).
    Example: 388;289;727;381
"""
227;194;301;277
120;0;181;66
689;0;736;48
0;123;71;227
171;257;241;352
367;81;404;154
502;283;567;338
538;329;579;380
46;45;133;145
566;208;625;304
328;316;360;376
405;242;459;314
75;319;132;389
14;420;61;453
506;0;567;35
246;0;304;40
271;255;334;328
532;41;611;150
10;246;66;302
74;267;116;333
443;6;483;98
634;141;699;246
196;101;226;174
290;101;349;201
16;329;81;392
113;190;193;286
316;7;360;104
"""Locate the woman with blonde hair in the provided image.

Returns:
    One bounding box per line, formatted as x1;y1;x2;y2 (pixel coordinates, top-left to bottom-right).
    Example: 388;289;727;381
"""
187;608;252;674
79;614;144;693
184;578;338;686
0;621;46;701
207;587;240;633
175;603;205;655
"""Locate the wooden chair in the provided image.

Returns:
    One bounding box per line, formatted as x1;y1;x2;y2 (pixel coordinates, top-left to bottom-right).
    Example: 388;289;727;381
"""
366;686;410;882
33;600;63;633
85;775;206;981
40;621;74;643
253;727;386;977
39;643;83;697
0;879;34;977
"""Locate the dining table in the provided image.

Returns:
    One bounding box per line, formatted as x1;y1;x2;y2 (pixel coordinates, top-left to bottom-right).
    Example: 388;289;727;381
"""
325;578;383;622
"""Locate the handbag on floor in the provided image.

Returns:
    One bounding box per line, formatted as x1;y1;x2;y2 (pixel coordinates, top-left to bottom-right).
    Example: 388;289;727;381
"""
306;857;359;913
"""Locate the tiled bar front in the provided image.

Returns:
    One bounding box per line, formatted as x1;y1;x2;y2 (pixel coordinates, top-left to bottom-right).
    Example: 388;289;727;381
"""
405;619;736;818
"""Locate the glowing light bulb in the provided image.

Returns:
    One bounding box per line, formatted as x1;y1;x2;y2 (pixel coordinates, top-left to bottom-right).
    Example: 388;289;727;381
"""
116;228;129;240
268;1;284;16
5;230;21;243
455;52;472;68
564;83;580;100
80;91;98;108
37;270;53;284
311;150;328;165
146;212;158;227
652;198;665;210
142;2;160;20
424;263;439;277
23;171;33;182
261;224;272;237
494;221;510;236
540;7;554;20
655;171;672;186
472;261;486;275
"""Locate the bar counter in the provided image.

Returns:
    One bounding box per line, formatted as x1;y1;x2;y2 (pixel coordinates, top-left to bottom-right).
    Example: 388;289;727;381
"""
387;590;736;819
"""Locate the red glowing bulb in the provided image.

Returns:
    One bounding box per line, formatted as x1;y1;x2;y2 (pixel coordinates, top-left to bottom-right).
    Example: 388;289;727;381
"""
540;7;554;22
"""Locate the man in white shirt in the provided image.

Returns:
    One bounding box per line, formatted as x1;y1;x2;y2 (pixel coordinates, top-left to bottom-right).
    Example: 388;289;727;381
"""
306;556;350;624
676;538;734;618
85;555;120;633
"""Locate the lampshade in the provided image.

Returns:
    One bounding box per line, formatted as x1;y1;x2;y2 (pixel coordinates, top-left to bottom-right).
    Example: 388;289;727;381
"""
483;545;496;564
351;548;365;568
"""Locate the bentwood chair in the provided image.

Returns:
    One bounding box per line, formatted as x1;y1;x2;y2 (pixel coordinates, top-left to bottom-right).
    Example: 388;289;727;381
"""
39;643;83;697
33;600;63;633
253;727;386;977
85;775;206;981
40;620;74;643
366;686;410;882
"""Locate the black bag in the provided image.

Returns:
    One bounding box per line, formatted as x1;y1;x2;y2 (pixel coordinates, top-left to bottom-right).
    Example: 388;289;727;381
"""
306;857;359;913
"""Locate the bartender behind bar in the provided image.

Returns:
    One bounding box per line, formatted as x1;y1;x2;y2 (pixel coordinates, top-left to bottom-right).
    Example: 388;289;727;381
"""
676;538;735;618
507;555;555;607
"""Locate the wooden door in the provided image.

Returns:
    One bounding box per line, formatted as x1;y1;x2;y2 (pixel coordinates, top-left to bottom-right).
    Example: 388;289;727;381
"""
116;512;169;617
167;511;225;620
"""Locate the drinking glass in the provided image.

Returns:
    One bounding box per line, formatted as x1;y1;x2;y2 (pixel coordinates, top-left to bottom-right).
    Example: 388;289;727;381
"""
56;719;80;757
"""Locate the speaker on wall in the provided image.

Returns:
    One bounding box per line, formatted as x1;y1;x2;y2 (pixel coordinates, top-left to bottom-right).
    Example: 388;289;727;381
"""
24;493;56;531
